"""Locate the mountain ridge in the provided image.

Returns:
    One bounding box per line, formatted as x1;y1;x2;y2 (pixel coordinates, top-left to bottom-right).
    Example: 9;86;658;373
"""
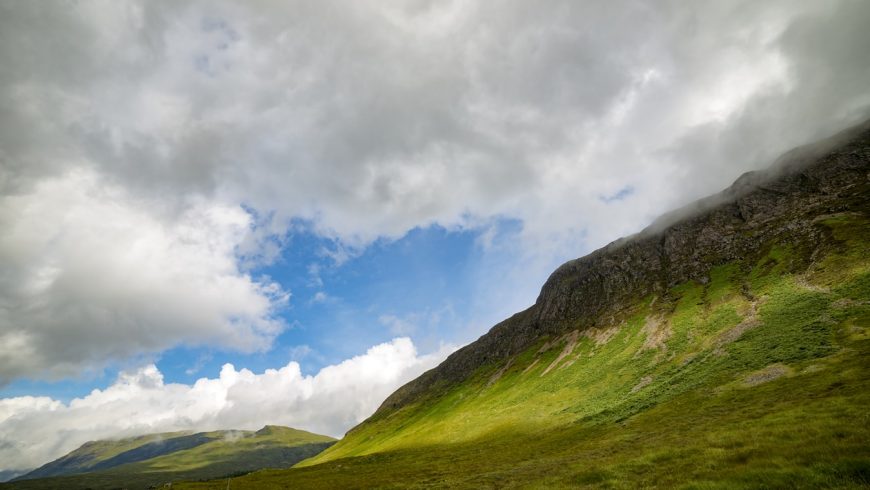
14;120;870;489
372;119;870;418
17;430;206;480
5;425;335;490
176;118;870;488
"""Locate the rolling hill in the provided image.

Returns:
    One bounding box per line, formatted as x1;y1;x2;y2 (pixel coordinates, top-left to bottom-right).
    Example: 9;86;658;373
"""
4;425;334;489
175;121;870;488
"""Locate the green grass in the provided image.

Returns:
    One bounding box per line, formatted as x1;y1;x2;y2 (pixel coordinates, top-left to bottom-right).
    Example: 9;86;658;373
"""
128;426;334;474
173;212;870;489
4;426;335;490
13;430;198;479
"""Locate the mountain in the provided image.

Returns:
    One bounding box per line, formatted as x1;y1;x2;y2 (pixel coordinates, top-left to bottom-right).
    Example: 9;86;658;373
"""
4;425;335;489
173;120;870;488
15;430;211;481
0;473;27;485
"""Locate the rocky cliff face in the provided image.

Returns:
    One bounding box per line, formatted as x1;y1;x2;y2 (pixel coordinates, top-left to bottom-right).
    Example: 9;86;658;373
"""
374;120;870;416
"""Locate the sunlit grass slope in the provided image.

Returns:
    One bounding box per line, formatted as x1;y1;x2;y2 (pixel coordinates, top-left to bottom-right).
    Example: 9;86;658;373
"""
178;213;870;488
4;426;334;490
15;430;197;479
122;425;334;478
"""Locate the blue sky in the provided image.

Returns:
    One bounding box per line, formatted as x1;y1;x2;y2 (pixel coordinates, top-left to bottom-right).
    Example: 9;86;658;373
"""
164;223;493;382
0;218;558;402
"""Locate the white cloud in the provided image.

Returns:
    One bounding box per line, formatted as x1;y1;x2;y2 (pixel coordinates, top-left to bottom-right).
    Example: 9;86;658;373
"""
0;0;868;381
287;344;314;362
0;169;287;382
310;291;330;304
4;1;868;246
379;314;417;336
306;263;324;288
0;337;454;472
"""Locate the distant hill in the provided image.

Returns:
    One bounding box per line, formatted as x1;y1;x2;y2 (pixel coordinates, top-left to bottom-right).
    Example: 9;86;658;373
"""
175;121;870;488
0;472;26;484
4;425;334;489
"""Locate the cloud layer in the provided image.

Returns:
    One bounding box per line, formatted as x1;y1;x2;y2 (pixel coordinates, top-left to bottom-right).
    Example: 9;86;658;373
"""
0;169;287;382
0;337;452;472
1;0;870;381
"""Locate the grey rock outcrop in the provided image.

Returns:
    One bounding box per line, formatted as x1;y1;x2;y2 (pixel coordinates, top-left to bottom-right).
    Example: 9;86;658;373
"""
373;119;870;416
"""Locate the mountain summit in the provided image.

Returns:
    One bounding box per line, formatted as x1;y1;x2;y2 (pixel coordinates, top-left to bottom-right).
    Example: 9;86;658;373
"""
372;119;870;417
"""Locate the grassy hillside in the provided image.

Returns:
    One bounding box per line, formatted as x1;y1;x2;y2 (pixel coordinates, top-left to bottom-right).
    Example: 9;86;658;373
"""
122;426;334;478
17;430;210;480
177;212;870;488
4;426;335;490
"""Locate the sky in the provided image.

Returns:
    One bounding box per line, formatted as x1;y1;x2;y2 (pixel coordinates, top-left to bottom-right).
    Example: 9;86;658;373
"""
1;0;870;473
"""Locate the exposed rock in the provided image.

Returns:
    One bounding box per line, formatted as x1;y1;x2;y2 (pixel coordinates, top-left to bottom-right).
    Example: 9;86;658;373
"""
631;376;653;394
521;359;540;375
487;358;514;386
640;316;670;352
743;364;792;386
794;275;830;293
541;330;580;376
713;302;762;356
374;119;870;416
585;324;620;346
